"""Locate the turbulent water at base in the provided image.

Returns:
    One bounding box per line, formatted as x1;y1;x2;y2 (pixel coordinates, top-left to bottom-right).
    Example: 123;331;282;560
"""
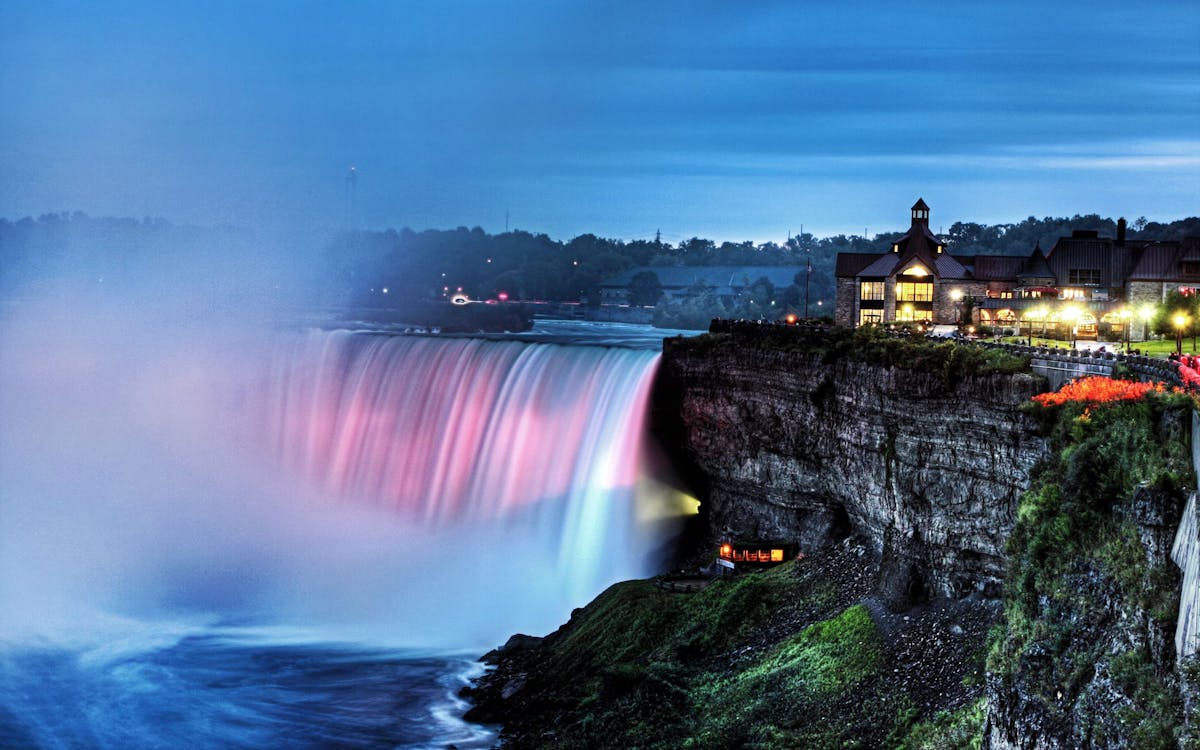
0;317;687;749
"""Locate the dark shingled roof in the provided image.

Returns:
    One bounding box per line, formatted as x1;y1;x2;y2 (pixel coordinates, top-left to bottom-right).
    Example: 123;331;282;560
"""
967;255;1026;280
856;254;900;277
1017;246;1054;280
835;252;881;277
934;253;969;278
1128;242;1180;281
1046;238;1120;287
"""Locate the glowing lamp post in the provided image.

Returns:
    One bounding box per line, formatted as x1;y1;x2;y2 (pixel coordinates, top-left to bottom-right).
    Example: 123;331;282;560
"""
950;289;963;326
1139;304;1155;343
1062;306;1081;347
1118;308;1132;352
1035;306;1049;342
1174;312;1189;355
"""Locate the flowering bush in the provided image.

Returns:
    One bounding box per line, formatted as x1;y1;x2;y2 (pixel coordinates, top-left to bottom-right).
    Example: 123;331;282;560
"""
1179;363;1200;389
1031;376;1162;407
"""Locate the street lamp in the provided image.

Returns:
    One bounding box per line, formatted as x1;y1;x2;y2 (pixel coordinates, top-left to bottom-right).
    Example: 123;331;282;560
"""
950;289;963;327
1139;304;1155;343
1062;306;1081;348
1174;312;1188;355
1118;308;1132;352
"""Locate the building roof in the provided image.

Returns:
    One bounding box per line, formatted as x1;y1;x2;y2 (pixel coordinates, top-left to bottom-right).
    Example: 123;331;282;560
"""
835;252;880;277
855;253;900;277
972;254;1027;280
1016;245;1053;280
1127;242;1179;281
934;253;969;279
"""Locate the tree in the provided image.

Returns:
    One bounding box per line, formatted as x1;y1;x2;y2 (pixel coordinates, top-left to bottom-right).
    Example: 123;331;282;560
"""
627;270;664;307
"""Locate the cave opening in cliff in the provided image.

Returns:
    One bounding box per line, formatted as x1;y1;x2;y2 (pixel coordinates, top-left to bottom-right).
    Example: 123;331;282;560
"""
828;503;853;543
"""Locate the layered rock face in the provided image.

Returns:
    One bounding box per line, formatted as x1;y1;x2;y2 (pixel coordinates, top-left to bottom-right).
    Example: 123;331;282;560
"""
657;337;1048;608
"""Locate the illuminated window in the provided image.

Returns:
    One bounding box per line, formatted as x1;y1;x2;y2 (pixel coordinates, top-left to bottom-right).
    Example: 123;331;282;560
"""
859;281;884;300
1060;288;1087;300
859;309;883;326
896;305;932;323
895;281;933;302
770;549;784;562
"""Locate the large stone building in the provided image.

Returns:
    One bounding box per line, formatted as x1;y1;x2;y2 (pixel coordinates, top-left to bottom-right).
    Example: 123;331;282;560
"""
836;199;1200;340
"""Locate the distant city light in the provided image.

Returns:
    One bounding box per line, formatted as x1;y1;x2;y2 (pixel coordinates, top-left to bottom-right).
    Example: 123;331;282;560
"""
498;292;509;301
382;287;389;294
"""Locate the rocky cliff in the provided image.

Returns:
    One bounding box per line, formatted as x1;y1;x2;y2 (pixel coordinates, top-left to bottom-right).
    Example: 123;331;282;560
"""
468;326;1196;748
656;329;1047;609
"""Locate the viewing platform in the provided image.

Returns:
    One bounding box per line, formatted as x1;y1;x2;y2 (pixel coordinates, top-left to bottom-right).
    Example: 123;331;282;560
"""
704;318;1193;392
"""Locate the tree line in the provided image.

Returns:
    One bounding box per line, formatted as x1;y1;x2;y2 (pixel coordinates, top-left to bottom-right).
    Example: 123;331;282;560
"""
2;211;1197;313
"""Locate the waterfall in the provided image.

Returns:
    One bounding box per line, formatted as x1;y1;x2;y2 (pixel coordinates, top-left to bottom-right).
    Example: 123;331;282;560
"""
0;315;683;649
233;329;677;637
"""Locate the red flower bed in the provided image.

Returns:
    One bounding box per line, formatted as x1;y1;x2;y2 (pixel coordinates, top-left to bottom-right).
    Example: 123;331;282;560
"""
1032;376;1162;407
1180;363;1200;389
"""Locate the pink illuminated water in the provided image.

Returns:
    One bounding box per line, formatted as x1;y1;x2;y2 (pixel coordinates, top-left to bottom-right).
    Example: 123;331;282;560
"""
241;329;672;609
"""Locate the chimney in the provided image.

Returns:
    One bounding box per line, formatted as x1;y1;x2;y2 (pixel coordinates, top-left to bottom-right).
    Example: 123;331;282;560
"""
1117;217;1126;246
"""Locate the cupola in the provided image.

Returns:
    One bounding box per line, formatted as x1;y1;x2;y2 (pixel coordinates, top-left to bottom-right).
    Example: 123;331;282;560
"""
911;198;930;227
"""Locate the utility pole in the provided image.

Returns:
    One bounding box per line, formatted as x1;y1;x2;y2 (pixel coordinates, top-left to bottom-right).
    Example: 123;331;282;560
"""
804;248;812;318
345;165;358;231
505;211;510;233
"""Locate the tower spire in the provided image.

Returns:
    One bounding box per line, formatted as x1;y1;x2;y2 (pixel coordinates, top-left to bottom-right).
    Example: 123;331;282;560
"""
911;198;930;227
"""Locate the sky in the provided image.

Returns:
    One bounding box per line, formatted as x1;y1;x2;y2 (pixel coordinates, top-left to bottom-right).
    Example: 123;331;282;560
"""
1;0;1197;243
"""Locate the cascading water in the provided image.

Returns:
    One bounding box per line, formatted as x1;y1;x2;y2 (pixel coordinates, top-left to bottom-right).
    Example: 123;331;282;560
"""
0;309;691;749
245;329;672;609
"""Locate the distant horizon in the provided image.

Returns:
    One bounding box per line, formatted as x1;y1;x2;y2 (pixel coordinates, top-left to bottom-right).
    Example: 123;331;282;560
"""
4;203;1196;248
3;2;1196;247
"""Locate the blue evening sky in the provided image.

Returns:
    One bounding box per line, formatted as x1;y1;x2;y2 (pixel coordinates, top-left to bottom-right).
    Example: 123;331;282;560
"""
2;1;1197;242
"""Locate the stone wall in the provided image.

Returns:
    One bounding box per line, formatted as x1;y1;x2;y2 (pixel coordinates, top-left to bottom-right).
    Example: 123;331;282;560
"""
835;277;857;326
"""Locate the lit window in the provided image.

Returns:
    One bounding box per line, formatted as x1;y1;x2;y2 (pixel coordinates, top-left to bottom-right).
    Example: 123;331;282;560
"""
896;282;933;302
860;281;884;300
770;549;784;562
859;310;883;326
1067;269;1102;285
